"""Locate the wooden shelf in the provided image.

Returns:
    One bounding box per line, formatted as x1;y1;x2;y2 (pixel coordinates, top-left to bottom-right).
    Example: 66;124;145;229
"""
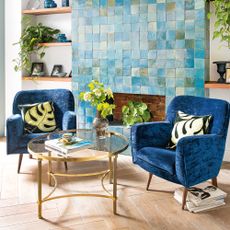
22;7;71;15
205;81;230;89
38;42;71;47
22;76;72;82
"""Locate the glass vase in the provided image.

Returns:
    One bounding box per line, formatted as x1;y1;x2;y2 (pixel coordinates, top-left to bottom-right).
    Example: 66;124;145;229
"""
93;112;109;139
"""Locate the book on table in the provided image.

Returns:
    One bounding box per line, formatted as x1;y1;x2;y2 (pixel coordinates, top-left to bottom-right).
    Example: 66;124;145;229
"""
45;137;93;154
174;183;227;213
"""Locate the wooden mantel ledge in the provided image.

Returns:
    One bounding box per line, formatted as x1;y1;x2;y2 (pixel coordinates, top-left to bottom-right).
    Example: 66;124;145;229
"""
205;81;230;89
38;42;71;47
22;76;72;82
22;7;72;15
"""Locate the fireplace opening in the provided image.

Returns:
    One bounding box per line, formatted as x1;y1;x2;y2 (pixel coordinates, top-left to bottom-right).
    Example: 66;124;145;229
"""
108;93;166;125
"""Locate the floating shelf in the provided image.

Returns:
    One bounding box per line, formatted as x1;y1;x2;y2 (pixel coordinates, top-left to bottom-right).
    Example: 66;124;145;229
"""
22;7;72;15
205;81;230;89
38;42;71;47
22;76;72;82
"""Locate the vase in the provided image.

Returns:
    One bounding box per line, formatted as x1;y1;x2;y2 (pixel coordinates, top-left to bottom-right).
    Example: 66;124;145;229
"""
93;112;109;139
213;61;228;83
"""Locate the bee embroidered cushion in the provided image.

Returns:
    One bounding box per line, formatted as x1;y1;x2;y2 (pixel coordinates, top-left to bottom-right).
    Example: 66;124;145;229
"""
170;111;212;148
18;101;57;133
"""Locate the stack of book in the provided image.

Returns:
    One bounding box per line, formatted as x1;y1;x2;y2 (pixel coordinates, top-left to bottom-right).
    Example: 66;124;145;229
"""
45;137;93;155
174;184;227;213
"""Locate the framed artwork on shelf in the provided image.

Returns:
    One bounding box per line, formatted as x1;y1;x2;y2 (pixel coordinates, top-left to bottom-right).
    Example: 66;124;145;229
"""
226;68;230;84
51;65;63;77
31;62;44;76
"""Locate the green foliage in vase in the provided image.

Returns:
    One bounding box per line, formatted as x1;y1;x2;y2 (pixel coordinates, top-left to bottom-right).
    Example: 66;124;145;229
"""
79;80;115;119
13;16;60;73
208;0;230;47
122;101;151;126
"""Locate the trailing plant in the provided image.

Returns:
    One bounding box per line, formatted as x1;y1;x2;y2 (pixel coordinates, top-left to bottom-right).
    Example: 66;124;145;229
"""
80;80;115;119
14;16;60;73
207;0;230;47
122;101;151;126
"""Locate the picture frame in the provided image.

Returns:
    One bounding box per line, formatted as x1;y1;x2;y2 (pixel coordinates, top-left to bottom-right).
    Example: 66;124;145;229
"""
51;65;63;77
226;68;230;84
31;62;44;76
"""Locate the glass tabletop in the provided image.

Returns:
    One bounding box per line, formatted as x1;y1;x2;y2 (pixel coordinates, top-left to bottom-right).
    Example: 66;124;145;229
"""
28;129;129;162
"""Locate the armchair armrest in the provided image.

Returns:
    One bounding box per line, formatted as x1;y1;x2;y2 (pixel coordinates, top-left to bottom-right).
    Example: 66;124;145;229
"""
176;134;225;188
131;121;173;162
62;111;76;130
6;114;24;154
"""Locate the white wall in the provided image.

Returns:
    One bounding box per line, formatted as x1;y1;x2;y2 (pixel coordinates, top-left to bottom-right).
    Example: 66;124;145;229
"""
209;5;230;161
0;0;5;136
5;0;22;119
22;80;71;90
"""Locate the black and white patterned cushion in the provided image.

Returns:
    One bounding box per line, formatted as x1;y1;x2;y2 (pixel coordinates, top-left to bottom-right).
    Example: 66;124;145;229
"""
170;111;212;148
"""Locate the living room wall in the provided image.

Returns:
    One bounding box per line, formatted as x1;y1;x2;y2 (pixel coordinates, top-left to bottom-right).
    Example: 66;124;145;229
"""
72;0;209;128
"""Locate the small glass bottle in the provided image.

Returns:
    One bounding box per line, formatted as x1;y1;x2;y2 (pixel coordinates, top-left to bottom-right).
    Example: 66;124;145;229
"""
62;0;69;7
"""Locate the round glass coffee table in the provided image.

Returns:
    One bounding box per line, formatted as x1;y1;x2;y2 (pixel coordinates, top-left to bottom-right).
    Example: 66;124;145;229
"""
28;129;129;219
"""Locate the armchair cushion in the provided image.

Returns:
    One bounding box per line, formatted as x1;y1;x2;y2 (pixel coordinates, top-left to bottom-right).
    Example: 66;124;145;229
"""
18;133;47;150
18;101;57;133
170;111;212;147
131;121;173;163
137;147;176;175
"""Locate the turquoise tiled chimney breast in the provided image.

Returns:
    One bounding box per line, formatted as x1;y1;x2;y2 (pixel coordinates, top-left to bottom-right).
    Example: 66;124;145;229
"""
72;0;208;128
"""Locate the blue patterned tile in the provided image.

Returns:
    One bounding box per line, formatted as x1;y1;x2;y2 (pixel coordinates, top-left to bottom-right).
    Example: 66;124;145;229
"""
72;0;207;127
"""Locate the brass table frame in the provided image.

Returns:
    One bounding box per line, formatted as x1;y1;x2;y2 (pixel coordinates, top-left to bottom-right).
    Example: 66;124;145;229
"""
28;130;128;219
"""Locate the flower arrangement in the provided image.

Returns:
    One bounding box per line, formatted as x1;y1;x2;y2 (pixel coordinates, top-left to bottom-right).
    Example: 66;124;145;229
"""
80;80;115;119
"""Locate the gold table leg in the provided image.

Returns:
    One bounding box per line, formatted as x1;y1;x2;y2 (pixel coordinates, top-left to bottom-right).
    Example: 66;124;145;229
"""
48;152;52;186
109;155;113;184
38;160;42;219
113;155;117;214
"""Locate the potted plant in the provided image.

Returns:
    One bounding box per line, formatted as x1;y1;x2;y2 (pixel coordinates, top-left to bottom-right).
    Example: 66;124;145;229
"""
122;101;151;126
208;0;230;47
80;80;115;138
13;17;60;73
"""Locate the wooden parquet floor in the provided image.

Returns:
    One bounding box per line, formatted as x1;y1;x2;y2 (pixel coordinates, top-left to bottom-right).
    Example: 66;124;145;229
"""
0;137;230;230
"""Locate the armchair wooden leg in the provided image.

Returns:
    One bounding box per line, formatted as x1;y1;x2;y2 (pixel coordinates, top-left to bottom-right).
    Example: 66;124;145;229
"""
17;154;23;174
146;173;153;190
182;188;188;210
212;177;218;187
64;162;68;171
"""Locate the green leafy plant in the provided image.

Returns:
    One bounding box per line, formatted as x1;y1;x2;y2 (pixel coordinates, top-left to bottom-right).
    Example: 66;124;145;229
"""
208;0;230;47
14;17;60;73
122;101;151;126
79;80;115;119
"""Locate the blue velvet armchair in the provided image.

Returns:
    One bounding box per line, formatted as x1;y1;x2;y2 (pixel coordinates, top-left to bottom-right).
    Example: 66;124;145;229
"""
131;95;230;209
6;89;76;173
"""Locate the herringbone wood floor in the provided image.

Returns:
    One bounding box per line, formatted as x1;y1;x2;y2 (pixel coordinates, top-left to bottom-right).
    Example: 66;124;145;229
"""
0;137;230;230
